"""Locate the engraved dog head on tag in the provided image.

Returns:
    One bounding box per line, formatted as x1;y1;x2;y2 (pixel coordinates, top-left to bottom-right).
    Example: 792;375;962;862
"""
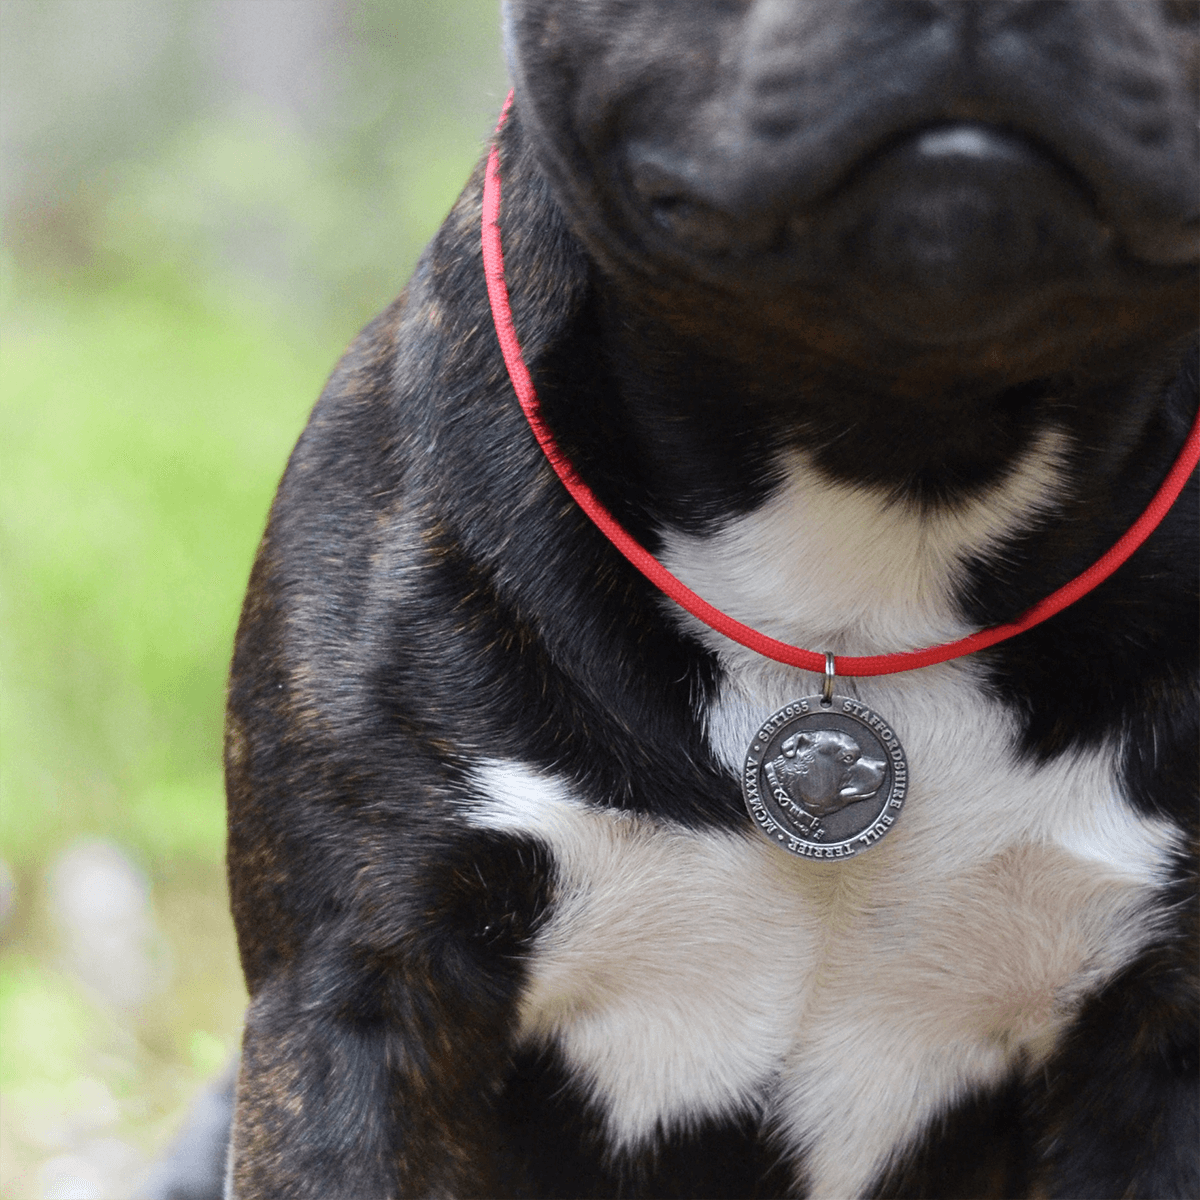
769;729;886;817
743;697;908;859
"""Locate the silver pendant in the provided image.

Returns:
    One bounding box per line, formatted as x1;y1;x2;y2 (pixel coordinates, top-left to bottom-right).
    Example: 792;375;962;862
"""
741;678;908;860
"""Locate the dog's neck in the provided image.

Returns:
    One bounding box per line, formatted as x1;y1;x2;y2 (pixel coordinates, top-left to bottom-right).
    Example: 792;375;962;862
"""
596;282;1068;502
536;262;1189;532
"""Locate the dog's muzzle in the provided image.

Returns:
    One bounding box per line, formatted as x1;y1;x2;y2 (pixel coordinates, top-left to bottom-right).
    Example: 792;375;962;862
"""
629;114;1196;343
613;1;1198;347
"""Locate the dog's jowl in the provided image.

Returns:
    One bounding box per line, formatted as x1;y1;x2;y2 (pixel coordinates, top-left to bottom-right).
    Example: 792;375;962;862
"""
224;3;1199;1197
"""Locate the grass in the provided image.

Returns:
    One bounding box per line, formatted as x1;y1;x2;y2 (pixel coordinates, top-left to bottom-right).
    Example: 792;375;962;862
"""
0;261;348;1195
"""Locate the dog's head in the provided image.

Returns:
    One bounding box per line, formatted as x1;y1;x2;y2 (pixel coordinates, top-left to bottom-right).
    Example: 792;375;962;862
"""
502;1;1197;379
770;730;887;818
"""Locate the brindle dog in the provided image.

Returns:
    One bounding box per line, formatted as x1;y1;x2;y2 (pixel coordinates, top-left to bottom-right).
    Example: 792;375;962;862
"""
223;3;1198;1197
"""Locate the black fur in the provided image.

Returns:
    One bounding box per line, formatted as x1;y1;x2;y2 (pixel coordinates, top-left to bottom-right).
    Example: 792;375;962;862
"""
224;3;1198;1196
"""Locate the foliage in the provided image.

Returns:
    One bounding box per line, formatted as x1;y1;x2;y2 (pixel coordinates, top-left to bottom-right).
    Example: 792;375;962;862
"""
0;2;507;1193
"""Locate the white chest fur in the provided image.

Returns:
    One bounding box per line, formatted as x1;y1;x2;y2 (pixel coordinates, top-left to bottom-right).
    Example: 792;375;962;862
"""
467;746;1173;1197
464;439;1179;1198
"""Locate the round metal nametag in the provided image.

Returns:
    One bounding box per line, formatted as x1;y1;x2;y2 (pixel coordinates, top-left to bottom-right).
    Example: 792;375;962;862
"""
742;695;908;860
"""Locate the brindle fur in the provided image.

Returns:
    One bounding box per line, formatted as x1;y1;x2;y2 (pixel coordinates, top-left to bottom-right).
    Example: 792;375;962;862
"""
225;3;1198;1196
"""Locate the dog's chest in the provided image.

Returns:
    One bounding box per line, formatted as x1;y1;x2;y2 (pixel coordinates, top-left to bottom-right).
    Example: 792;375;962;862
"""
469;704;1169;1196
465;444;1177;1197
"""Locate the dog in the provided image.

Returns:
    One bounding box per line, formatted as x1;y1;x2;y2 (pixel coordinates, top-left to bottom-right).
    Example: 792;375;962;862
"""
768;729;887;825
223;2;1198;1196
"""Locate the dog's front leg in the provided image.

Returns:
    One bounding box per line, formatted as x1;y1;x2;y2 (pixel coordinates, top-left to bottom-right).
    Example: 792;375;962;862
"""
225;831;551;1200
1031;931;1199;1198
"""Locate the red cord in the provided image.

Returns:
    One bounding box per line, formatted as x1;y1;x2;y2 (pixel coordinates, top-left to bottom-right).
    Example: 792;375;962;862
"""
482;93;1200;678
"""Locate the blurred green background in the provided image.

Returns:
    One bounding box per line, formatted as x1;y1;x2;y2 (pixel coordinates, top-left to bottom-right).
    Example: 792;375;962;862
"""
0;3;507;1195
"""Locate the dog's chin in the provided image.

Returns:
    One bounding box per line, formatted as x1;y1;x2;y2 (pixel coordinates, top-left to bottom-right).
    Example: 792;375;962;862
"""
814;125;1124;345
625;122;1198;349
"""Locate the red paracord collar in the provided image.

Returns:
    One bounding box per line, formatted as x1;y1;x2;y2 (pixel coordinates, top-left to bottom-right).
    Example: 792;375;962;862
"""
482;93;1200;679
